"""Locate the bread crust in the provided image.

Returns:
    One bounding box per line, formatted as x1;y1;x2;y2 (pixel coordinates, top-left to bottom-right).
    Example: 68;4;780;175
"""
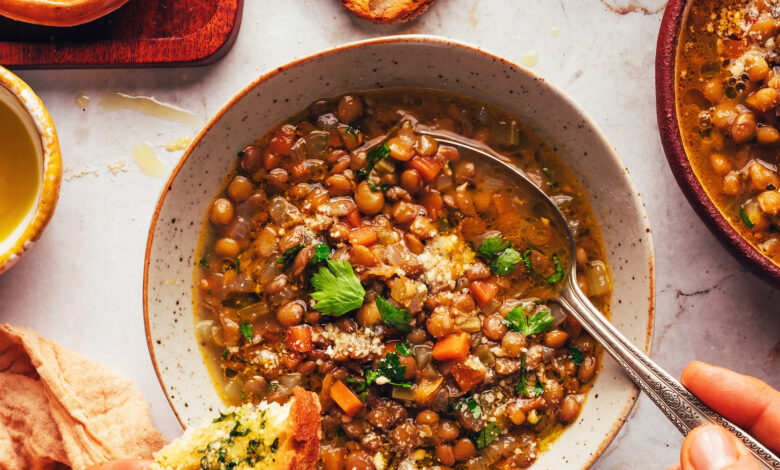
284;387;322;470
340;0;435;24
0;0;131;27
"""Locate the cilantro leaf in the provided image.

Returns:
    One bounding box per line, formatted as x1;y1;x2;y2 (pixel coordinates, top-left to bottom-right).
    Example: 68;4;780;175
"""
467;398;482;419
276;244;305;265
395;342;413;357
199;257;210;269
310;244;332;265
475;421;502;450
740;206;755;228
570;345;584;365
489;247;522;275
357;142;390;179
376;296;412;332
503;305;554;336
522;250;565;284
477;236;510;258
310;260;366;316
239;322;253;341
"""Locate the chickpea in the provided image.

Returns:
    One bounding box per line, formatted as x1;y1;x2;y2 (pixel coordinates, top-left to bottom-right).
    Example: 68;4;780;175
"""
214;237;240;258
746;87;779;113
325;174;353;196
748;17;780;41
711;103;737;130
746;54;771;83
351;245;377;266
575;246;588;267
453;293;476;312
239;145;263;173
331;155;351;174
227;176;253;203
702;78;723;103
501;331;526;357
758;190;780;216
356;301;382;326
276;301;304;326
757;125;780;145
210;198;235;226
731;112;757;144
344;450;375;470
336;95;363;124
722;172;741;196
416;410;440;425
264;274;288;294
507;401;526;425
482;314;508;341
578;355;597;383
387;136;416;161
558;395;582;423
436;420;460;442
426;307;454;339
544;329;569;349
418;135;439;157
354;181;385;215
452;438;476;461
392;201;418;224
436;444;455;466
709;153;732;177
400;169;423;194
749;162;780;191
399;355;417;380
543;380;564;407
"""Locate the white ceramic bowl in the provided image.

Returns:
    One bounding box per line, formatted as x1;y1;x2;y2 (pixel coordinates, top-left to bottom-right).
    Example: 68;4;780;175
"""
145;35;655;468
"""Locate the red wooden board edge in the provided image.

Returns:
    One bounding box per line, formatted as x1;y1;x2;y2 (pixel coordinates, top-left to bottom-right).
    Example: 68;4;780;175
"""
1;0;243;69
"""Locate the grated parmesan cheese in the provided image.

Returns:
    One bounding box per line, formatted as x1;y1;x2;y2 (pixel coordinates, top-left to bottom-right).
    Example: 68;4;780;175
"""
417;234;476;293
311;324;385;360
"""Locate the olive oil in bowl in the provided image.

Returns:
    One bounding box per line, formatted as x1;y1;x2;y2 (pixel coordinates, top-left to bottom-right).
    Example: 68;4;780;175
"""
0;96;41;244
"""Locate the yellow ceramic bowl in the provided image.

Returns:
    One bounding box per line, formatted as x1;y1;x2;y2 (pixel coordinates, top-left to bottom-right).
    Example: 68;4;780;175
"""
0;67;61;275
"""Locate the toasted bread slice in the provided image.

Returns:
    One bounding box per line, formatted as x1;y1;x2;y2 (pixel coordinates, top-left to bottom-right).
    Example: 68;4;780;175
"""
151;388;321;470
340;0;436;24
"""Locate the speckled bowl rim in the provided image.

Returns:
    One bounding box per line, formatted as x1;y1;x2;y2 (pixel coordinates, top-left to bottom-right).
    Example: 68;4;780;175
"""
0;66;62;275
144;35;656;468
656;0;780;288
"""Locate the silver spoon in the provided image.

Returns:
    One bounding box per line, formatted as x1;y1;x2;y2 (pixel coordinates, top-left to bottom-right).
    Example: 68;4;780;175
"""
413;124;780;469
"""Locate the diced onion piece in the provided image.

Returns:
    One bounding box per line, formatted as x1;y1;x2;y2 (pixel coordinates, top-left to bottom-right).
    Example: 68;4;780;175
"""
475;344;496;366
584;260;612;297
392;386;416;401
457;316;482;334
414;345;433;369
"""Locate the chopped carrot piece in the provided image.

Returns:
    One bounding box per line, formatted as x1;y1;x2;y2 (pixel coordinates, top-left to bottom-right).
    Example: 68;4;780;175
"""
348;226;377;246
469;281;499;306
409;156;442;182
330;380;363;417
432;332;470;361
290;162;307;180
450;358;487;392
420;189;444;219
344;209;362;228
286;325;313;353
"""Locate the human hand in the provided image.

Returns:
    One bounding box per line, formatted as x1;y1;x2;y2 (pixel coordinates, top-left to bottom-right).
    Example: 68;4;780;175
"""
87;459;152;470
667;361;780;470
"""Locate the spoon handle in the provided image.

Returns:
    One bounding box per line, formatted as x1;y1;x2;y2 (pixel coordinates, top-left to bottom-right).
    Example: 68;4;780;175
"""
559;282;780;469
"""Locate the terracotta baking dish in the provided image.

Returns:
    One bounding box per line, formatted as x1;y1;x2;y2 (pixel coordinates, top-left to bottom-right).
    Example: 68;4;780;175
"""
656;0;780;288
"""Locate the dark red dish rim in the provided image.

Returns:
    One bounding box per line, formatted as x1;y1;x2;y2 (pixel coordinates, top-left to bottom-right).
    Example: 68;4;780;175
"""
655;0;780;288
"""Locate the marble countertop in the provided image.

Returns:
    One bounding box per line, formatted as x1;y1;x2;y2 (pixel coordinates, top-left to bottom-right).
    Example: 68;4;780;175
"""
1;0;778;468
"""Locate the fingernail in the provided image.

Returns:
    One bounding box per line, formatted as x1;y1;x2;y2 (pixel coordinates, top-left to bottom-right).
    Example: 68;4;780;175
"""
689;427;738;470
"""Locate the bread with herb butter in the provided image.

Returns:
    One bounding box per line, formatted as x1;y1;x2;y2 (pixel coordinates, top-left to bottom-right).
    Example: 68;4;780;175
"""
340;0;435;24
151;388;321;470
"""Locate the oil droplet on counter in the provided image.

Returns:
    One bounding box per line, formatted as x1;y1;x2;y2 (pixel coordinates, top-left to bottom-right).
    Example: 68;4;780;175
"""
521;51;538;67
100;93;200;129
131;142;169;177
551;27;560;37
75;93;90;109
165;135;193;152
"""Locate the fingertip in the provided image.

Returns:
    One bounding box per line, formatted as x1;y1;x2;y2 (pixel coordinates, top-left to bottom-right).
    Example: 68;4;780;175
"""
680;361;712;388
681;425;759;470
666;464;682;470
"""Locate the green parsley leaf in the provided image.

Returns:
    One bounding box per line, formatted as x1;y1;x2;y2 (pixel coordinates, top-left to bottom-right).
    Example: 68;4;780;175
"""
489;247;522;275
395;342;414;357
310;244;332;265
376;296;412;332
534;382;544;397
522;250;565;284
570;345;584;365
477;236;511;258
503;305;554;336
367;181;388;192
239;322;253;341
199;257;210;269
467;398;482;419
235;256;241;274
357;142;390;179
516;354;544;398
221;349;229;359
740;206;755;228
365;352;412;388
475;421;502;450
365;369;380;386
346;378;368;401
276;244;305;265
310;260;366;316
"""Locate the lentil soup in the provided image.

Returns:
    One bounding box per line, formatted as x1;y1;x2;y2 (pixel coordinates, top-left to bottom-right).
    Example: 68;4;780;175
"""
677;0;780;264
193;89;612;469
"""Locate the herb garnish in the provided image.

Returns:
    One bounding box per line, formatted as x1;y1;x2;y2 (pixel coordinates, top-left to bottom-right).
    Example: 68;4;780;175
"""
477;236;511;258
475;421;502;450
376;296;412;332
365;352;412;388
740;206;754;228
310;260;366;316
346;378;368;401
395;342;413;357
235;256;241;274
222;349;229;359
199;257;210;269
239;322;253;341
516;354;544;398
357;142;390;179
466;398;482;419
276;244;305;265
310;244;332;265
477;235;522;275
570;345;584;365
502;305;554;337
522;250;565;284
367;181;388;192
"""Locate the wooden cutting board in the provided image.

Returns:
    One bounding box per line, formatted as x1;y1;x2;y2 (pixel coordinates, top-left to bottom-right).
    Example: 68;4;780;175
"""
0;0;243;68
